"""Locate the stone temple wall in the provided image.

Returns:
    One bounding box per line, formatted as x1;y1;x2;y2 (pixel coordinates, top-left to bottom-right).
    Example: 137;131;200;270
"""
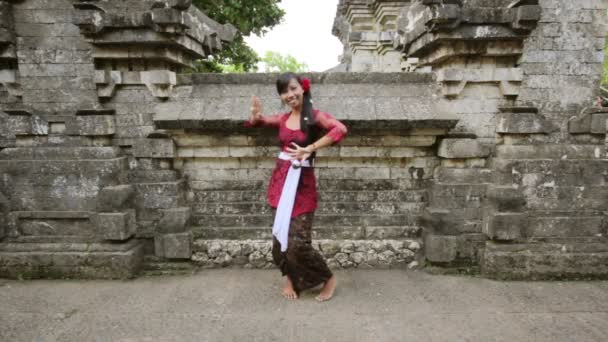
0;0;607;279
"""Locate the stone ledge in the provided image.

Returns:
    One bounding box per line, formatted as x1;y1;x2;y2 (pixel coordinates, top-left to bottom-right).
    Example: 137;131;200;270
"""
0;239;144;279
568;107;608;134
481;239;608;280
438;138;491;159
178;72;436;86
437;68;523;97
0;146;122;160
191;239;422;269
497;113;558;134
395;1;540;61
154;118;459;134
494;144;605;159
424;232;487;264
482;212;527;241
191;225;422;241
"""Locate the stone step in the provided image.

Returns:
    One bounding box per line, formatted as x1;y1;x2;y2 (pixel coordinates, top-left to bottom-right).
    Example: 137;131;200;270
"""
491;158;608;186
133;180;186;210
192;202;425;216
190;179;430;191
191;225;421;240
0;239;144;279
428;184;487;209
525;215;605;238
192;189;427;203
481;238;608;280
191;238;423;270
434;168;493;185
0;146;122;160
129;170;180;183
191;214;419;227
141;255;197;276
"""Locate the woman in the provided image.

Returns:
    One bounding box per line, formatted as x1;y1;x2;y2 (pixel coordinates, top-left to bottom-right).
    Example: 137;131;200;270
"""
246;73;348;301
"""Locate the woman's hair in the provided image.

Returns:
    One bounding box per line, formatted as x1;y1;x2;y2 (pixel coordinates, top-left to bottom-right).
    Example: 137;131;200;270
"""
276;72;319;149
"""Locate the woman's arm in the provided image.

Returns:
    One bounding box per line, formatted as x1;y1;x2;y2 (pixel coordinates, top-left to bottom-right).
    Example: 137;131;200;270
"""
308;110;348;150
244;96;282;128
286;110;348;160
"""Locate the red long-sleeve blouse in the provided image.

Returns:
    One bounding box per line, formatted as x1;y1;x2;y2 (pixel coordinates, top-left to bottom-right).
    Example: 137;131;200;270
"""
245;109;348;217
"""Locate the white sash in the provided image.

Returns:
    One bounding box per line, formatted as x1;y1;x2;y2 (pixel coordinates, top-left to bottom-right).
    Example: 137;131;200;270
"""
272;152;311;252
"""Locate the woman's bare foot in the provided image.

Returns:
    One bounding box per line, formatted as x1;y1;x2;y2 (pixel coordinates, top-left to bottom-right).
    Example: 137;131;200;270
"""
315;275;337;302
282;277;298;300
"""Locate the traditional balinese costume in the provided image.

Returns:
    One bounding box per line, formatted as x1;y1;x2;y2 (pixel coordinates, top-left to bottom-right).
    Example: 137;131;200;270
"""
245;109;347;294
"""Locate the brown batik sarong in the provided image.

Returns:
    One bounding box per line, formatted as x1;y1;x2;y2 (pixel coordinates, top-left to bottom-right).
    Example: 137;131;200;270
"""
271;211;333;294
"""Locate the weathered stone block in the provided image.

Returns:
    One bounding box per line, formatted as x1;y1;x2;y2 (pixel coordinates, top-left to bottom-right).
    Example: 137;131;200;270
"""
526;216;604;238
134;181;184;210
590;113;608;134
429;184;486;209
434;168;493;184
140;70;177;99
496;113;558;134
482;240;608;280
568;113;592;133
66;115;116;136
436;68;523;97
424;234;457;263
438;139;490;159
6;114;48;136
0;239;144;279
97;185;134;212
155;232;192;259
158;207;191;234
133;138;176;158
0;192;8;240
483;212;526;241
92;210;136;241
486;186;526;212
495;145;605;160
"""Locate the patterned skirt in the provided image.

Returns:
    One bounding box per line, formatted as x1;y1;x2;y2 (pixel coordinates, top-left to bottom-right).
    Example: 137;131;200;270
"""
271;211;333;294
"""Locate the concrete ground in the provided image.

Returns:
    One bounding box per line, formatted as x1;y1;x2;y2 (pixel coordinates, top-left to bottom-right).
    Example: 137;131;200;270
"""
1;270;608;342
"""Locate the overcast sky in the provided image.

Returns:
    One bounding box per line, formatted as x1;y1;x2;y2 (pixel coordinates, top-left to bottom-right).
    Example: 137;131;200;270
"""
244;0;343;72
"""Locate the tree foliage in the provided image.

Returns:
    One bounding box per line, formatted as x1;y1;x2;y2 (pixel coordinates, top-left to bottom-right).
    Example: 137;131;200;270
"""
262;51;309;73
192;0;285;72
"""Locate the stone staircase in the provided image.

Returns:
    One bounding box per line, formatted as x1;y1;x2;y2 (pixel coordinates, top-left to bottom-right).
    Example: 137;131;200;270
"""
181;179;425;270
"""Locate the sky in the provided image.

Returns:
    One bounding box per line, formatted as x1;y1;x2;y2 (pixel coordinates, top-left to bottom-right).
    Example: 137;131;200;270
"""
244;0;343;72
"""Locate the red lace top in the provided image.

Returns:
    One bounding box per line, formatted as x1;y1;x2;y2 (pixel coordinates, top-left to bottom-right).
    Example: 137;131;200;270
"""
245;109;348;217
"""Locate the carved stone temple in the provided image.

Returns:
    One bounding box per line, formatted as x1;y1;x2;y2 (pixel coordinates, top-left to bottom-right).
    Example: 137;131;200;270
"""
0;0;607;279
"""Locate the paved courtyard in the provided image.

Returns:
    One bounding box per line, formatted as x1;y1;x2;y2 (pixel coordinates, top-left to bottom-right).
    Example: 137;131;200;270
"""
2;269;608;341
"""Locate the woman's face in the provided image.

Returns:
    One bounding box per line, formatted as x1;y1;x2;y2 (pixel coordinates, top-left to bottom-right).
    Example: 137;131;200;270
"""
280;78;304;110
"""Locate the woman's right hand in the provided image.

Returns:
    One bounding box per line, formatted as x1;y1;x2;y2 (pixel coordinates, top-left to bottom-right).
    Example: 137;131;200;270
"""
250;96;263;123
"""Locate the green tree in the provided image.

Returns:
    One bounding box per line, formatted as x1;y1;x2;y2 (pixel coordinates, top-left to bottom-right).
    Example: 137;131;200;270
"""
192;0;285;72
262;51;309;73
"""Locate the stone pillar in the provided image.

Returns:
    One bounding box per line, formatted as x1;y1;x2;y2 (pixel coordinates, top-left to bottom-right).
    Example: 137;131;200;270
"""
346;1;377;72
396;0;541;270
332;0;410;72
376;32;402;72
71;0;236;100
0;0;20;98
395;0;540;137
370;1;409;71
0;0;236;279
349;32;378;72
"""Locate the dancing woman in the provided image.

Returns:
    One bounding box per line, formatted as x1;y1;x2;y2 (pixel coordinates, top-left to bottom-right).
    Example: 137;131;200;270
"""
246;73;348;301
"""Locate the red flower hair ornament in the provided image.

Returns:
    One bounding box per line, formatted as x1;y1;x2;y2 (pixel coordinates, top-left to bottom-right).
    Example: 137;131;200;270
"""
300;78;311;93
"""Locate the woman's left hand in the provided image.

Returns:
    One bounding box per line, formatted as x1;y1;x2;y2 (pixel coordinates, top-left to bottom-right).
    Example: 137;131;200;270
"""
286;142;313;161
